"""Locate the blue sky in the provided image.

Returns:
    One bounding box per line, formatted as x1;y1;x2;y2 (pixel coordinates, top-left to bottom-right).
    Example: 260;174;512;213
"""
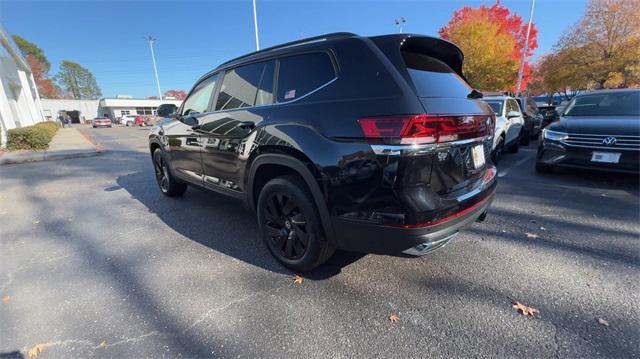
1;0;587;98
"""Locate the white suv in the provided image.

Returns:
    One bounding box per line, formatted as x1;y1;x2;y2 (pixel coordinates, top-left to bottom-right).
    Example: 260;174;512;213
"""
483;95;525;163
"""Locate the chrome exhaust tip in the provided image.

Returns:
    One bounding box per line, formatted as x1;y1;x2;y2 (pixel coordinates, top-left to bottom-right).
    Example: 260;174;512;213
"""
402;233;458;256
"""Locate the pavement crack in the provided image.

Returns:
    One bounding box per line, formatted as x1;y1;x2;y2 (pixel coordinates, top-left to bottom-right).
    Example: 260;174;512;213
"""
181;284;287;334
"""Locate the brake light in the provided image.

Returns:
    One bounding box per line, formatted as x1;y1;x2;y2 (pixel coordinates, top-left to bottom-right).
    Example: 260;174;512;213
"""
359;114;493;145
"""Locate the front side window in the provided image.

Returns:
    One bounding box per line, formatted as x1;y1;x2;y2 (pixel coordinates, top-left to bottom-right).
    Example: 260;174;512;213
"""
277;52;335;102
182;74;219;116
216;60;275;111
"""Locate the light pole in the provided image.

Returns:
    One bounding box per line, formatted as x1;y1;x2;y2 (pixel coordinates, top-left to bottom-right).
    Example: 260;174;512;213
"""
144;36;163;100
395;17;406;34
252;0;260;50
515;0;535;97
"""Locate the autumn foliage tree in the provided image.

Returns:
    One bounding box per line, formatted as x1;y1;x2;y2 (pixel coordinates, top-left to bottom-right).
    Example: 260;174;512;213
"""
12;35;61;98
439;1;538;91
540;0;639;91
163;90;187;100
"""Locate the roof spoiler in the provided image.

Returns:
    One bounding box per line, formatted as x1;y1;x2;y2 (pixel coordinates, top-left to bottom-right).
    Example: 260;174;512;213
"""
369;34;466;79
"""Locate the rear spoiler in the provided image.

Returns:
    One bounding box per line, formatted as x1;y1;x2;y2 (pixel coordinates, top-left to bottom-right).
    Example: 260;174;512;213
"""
368;34;468;84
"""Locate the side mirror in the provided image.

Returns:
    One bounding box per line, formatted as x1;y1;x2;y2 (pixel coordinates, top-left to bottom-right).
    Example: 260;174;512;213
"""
507;111;520;119
157;104;178;117
182;116;199;127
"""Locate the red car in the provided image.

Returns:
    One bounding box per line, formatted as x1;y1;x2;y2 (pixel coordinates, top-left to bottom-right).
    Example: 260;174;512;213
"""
92;117;112;128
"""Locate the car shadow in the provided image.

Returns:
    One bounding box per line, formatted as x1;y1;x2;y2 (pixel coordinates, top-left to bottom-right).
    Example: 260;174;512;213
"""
116;171;363;279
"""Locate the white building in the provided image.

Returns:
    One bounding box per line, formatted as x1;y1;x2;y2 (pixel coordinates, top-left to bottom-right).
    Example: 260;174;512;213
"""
0;24;45;147
40;98;182;123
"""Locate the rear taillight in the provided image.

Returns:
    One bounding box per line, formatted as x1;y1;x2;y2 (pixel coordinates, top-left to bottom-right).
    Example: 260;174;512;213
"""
359;114;493;145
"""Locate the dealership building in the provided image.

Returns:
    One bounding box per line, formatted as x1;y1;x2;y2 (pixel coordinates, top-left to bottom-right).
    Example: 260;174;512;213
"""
0;24;45;146
41;97;183;123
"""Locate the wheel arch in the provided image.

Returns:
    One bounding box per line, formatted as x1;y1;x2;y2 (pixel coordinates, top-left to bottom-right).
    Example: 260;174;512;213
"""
248;153;334;240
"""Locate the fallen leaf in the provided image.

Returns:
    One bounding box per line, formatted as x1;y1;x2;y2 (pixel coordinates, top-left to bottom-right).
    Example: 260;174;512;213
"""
597;318;609;326
28;343;48;358
99;340;108;347
539;226;546;231
292;275;303;285
525;232;538;239
389;314;399;322
1;295;10;303
513;302;539;316
33;220;40;224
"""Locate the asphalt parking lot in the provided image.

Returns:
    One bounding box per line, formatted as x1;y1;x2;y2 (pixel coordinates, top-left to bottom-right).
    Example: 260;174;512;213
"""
1;125;638;358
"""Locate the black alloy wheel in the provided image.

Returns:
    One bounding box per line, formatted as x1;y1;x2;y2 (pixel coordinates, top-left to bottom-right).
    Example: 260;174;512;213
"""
153;148;187;197
257;175;335;271
263;193;309;260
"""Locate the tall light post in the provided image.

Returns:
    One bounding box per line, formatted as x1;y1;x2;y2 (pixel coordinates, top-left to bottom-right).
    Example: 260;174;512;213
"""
252;0;260;50
515;0;535;97
144;36;163;100
395;17;406;33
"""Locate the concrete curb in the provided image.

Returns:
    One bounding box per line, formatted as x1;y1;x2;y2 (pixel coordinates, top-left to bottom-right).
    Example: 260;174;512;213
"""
0;148;100;165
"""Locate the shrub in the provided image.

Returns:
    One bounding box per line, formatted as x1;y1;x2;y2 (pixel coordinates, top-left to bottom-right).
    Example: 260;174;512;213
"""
7;121;59;151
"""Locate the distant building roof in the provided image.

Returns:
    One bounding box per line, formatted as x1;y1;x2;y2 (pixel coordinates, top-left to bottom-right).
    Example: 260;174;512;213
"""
99;98;182;107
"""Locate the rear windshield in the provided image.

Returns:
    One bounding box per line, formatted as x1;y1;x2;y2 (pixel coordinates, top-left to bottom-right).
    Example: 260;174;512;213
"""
564;92;640;116
485;100;503;115
402;52;472;98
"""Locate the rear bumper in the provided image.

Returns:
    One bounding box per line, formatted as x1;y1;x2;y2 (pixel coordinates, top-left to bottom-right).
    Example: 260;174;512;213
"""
331;181;496;255
537;139;639;173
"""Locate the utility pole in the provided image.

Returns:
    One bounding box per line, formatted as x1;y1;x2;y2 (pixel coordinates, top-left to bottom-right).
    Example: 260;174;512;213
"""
144;36;163;100
515;0;535;97
395;17;406;34
252;0;260;50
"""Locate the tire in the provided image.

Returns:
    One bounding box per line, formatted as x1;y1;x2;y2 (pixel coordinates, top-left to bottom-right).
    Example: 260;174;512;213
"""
492;136;504;164
520;129;531;146
257;175;335;272
152;148;187;197
126;121;133;127
507;135;520;153
536;161;553;173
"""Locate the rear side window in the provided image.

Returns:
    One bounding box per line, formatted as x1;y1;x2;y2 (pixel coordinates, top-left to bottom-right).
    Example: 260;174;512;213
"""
277;53;335;102
402;52;471;98
485;100;503;115
216;60;275;111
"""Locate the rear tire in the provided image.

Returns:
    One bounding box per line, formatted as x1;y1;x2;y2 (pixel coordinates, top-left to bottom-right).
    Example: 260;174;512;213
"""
153;148;187;197
520;130;531;146
536;161;553;173
492;136;504;164
257;175;335;272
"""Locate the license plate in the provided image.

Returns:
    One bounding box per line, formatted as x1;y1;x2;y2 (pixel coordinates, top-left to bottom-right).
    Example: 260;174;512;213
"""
471;144;485;169
591;152;620;163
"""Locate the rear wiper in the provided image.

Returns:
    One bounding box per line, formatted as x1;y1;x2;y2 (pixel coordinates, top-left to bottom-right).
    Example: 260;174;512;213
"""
467;89;483;99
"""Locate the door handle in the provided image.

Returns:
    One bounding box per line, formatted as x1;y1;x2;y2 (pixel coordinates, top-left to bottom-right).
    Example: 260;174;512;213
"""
238;121;255;129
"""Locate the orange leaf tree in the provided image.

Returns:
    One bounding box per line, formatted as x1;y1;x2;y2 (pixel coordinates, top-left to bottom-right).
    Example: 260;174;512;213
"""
439;0;538;91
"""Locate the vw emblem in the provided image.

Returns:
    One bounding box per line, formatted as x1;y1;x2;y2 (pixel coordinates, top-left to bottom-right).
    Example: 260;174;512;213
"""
602;136;617;146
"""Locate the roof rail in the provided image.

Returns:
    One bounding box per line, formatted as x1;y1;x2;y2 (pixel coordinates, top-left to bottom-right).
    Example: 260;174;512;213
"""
219;32;358;67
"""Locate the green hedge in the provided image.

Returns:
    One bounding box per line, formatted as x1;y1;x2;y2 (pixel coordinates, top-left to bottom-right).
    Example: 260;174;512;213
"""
7;121;60;151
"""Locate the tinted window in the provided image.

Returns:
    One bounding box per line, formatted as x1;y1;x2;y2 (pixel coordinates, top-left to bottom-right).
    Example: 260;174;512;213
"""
506;99;520;113
277;53;335;102
485;100;503;115
216;61;275;111
564;92;640;116
402;52;472;98
182;74;218;116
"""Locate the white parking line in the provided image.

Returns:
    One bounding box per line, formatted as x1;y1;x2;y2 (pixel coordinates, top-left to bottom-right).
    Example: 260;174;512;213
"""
498;154;535;178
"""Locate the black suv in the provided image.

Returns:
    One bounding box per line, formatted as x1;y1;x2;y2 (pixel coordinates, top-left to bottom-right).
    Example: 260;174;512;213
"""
149;33;497;271
515;95;543;145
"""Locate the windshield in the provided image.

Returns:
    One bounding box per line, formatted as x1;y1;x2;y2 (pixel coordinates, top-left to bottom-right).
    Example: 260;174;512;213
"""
564;92;640;116
485;101;503;115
